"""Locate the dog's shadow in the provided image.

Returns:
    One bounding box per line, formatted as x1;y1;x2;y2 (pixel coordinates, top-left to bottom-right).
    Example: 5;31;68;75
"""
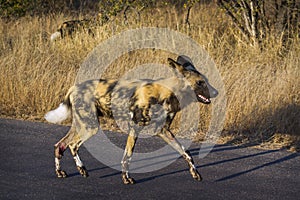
137;146;298;184
67;142;298;183
84;144;297;184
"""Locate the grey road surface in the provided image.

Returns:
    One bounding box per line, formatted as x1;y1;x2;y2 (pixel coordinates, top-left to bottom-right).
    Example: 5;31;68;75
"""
0;118;299;200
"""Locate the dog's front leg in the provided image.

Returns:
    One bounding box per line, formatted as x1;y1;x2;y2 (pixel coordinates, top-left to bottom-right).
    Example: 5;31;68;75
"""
158;128;202;181
121;126;139;184
182;150;202;181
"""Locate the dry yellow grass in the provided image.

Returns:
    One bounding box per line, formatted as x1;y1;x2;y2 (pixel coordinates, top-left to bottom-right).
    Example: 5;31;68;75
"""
0;3;299;150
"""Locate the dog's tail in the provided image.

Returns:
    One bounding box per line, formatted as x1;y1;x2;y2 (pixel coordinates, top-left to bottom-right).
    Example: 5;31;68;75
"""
50;31;61;42
44;87;74;124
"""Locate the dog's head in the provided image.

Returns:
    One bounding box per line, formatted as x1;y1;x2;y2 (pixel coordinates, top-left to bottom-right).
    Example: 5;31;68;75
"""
168;55;218;104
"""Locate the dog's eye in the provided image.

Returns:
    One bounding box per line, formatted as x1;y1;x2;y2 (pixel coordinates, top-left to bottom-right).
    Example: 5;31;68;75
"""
197;81;208;89
196;81;204;86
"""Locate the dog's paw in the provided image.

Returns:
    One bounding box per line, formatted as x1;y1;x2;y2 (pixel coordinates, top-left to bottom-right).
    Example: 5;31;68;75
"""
56;170;68;178
77;166;89;177
190;168;202;181
122;173;136;184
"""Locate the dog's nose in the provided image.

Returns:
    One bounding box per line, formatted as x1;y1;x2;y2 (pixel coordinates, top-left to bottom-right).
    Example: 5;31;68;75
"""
210;88;218;98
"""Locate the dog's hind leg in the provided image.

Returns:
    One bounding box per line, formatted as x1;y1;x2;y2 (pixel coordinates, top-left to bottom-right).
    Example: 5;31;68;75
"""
69;105;99;177
54;124;99;178
54;126;77;178
69;142;89;177
121;125;140;184
67;123;99;177
54;110;99;178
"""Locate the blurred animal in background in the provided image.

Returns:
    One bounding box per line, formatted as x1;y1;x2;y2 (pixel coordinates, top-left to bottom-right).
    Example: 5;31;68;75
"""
50;13;108;41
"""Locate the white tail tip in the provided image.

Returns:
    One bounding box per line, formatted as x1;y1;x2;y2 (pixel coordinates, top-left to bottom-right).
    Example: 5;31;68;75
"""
44;103;70;124
50;31;61;42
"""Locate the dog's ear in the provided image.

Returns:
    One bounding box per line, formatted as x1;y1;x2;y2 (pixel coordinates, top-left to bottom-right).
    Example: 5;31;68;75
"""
168;58;186;75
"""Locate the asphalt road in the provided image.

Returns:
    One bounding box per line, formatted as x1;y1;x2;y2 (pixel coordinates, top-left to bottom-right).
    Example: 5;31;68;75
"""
0;118;299;200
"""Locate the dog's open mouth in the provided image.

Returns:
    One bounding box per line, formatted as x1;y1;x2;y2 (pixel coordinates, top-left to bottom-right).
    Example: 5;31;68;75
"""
197;94;211;104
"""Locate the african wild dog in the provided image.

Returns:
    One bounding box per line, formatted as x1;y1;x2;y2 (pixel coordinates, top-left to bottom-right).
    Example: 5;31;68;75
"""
45;55;218;184
50;14;108;41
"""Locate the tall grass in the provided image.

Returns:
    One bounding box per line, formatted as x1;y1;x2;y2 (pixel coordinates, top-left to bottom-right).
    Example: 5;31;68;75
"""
0;3;299;150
